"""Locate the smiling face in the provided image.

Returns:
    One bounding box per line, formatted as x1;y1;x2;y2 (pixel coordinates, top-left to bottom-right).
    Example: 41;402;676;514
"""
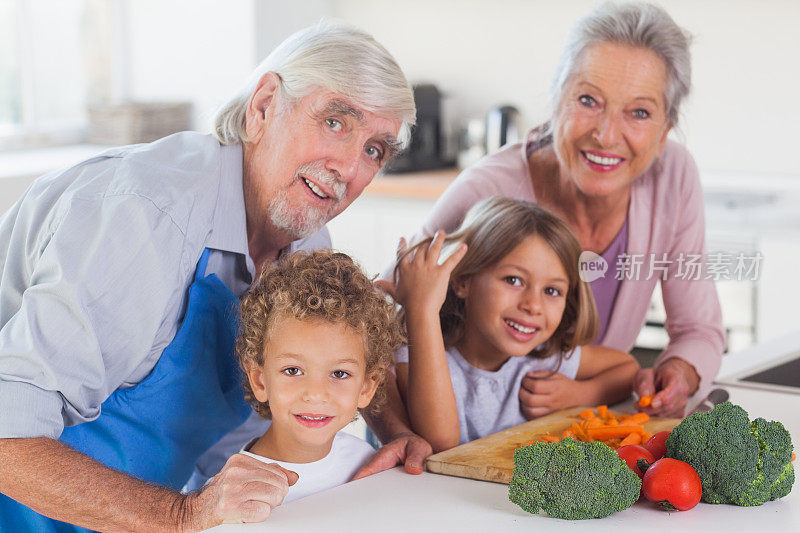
452;235;569;371
243;72;402;249
553;42;671;199
246;315;378;462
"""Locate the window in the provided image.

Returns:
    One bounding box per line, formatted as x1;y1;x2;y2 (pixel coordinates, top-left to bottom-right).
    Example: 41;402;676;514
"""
0;0;22;132
0;0;107;149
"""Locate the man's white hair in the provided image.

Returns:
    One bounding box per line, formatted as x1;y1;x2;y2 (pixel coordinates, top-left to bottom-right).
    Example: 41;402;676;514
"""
213;20;415;150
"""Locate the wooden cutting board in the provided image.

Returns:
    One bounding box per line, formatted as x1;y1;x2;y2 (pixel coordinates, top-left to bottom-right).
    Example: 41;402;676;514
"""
424;406;681;484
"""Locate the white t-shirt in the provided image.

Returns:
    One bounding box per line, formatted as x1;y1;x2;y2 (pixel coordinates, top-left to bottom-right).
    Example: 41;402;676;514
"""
227;432;375;503
395;344;582;444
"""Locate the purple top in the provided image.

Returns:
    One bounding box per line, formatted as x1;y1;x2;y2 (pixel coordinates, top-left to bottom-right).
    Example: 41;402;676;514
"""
590;220;628;343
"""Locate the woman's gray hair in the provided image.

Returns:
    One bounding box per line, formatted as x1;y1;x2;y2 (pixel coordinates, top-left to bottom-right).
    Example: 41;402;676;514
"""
551;2;692;126
213;20;415;149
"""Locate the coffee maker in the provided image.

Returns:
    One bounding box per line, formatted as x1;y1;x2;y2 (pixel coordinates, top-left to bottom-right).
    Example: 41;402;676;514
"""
385;84;454;173
485;105;520;154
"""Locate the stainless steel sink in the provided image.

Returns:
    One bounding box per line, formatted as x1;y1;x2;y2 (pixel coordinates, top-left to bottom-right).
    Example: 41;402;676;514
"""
717;349;800;395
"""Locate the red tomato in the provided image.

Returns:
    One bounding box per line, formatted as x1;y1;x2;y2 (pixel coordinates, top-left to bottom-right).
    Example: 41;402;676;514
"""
641;458;702;511
617;445;655;480
643;431;670;460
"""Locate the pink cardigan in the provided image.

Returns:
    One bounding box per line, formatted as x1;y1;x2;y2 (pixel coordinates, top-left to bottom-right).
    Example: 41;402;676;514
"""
413;129;725;391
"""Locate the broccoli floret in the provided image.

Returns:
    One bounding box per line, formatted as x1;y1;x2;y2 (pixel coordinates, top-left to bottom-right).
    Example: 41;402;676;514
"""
666;401;794;506
508;438;641;520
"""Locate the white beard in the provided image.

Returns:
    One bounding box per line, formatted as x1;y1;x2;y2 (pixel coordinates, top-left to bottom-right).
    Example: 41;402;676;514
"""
268;192;328;239
267;163;346;239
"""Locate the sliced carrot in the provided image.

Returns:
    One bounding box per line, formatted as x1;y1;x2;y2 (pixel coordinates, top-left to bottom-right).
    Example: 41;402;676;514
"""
584;417;603;428
571;422;592;442
792;452;796;462
586;425;645;441
619;432;642;446
637;395;653;408
619;412;650;425
559;406;654;450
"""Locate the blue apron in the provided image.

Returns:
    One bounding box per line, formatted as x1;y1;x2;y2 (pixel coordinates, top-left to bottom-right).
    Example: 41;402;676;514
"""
0;249;252;532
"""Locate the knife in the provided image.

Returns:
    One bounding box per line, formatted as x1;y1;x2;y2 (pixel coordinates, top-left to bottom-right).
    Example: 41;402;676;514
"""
689;388;729;414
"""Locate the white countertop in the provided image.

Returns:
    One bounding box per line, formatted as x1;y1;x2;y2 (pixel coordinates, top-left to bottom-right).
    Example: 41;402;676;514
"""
208;384;799;533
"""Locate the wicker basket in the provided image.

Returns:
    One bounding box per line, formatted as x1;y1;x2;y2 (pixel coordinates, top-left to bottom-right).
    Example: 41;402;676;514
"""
88;101;193;145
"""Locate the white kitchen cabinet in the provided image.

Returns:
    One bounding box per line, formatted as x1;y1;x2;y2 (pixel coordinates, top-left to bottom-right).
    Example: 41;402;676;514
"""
327;191;441;278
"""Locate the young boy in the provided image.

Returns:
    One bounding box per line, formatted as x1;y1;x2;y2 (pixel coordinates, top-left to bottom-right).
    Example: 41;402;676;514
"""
184;250;402;503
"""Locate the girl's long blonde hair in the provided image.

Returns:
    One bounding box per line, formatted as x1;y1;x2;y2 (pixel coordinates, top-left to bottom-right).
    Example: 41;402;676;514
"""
398;196;598;360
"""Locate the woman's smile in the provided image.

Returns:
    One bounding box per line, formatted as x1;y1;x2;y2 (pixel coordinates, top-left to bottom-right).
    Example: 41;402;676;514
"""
581;150;625;171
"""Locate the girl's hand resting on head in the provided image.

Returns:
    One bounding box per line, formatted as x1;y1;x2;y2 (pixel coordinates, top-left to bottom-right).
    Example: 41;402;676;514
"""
394;231;467;314
518;371;584;419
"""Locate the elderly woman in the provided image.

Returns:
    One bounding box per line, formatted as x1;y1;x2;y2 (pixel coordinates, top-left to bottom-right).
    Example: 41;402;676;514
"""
402;3;724;418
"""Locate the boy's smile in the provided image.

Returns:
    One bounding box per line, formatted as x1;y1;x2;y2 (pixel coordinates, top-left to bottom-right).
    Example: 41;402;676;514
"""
246;315;378;463
293;414;333;428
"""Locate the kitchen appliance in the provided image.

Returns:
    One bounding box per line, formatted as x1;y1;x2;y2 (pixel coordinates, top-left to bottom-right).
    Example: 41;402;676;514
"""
457;104;522;168
385;84;454;173
456;118;487;169
485;104;520;154
425;406;680;484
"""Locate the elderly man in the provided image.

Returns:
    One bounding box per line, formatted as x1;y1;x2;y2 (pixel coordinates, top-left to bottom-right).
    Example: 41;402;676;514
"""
0;22;424;531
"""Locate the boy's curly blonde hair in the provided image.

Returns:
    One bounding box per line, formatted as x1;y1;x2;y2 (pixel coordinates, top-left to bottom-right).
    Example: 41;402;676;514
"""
237;250;403;419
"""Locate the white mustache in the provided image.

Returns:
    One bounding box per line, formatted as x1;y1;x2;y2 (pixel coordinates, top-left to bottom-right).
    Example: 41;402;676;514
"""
296;163;346;202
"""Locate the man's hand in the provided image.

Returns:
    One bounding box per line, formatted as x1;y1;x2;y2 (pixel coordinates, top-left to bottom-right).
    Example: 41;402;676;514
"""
185;453;298;528
351;432;433;480
0;438;298;532
634;358;700;418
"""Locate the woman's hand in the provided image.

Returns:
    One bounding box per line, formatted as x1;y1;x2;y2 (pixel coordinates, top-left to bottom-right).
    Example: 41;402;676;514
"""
518;371;585;419
394;231;467;314
634;358;700;418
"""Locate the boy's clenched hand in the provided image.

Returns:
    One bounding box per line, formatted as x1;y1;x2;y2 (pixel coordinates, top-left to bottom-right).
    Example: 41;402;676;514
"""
184;453;298;529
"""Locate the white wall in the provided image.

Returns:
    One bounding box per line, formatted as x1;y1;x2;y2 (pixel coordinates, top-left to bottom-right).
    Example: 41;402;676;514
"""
124;0;258;133
123;0;337;133
115;0;800;179
333;0;800;178
254;0;334;60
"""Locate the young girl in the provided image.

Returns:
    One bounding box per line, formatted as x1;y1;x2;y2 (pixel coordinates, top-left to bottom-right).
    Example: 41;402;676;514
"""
393;196;639;452
184;250;403;502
